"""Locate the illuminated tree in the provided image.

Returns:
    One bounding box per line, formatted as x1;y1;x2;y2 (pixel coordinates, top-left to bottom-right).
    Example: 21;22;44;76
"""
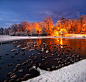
60;17;69;29
43;16;53;35
31;27;36;36
20;21;29;31
41;26;47;35
8;14;86;36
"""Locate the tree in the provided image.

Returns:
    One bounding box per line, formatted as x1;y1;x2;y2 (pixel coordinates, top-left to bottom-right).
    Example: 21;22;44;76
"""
20;21;28;31
4;28;9;35
31;27;36;36
78;15;85;32
41;26;47;35
43;16;53;35
11;24;18;32
0;27;4;35
60;17;69;29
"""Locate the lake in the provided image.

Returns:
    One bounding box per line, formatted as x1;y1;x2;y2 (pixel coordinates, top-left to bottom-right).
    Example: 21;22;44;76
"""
0;38;86;82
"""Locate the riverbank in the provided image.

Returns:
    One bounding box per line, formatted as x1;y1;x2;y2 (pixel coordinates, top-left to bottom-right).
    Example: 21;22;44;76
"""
0;34;86;42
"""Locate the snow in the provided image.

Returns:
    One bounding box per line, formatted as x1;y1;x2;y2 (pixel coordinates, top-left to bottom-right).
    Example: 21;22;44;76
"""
0;35;86;42
23;59;86;82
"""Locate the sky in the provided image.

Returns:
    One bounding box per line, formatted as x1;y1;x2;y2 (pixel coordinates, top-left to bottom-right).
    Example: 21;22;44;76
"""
0;0;86;28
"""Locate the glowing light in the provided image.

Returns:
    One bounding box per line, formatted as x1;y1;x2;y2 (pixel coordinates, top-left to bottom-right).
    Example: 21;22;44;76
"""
60;38;62;45
51;30;59;36
60;38;63;48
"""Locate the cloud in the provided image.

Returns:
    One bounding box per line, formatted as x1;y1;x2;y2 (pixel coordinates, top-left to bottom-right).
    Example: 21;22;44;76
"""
5;23;13;26
39;10;57;17
55;11;80;19
64;11;80;19
73;11;80;18
11;19;20;21
45;11;54;15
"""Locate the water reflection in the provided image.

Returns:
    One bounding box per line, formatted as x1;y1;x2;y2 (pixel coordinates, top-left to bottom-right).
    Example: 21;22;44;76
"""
31;38;85;58
60;38;63;48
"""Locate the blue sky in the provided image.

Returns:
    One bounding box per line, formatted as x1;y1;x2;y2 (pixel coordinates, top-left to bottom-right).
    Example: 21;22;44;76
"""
0;0;86;28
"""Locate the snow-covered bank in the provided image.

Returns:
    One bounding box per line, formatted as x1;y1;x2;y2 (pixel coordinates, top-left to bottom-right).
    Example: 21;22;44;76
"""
23;59;86;82
0;35;86;42
65;34;86;38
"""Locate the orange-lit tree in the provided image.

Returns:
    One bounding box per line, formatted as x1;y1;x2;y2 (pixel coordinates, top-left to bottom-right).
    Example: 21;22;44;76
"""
43;16;53;35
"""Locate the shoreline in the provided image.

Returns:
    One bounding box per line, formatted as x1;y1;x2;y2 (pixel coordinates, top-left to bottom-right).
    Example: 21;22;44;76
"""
23;59;86;82
0;35;86;43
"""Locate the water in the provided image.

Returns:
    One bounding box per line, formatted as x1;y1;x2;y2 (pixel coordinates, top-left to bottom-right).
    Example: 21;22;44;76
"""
0;38;86;82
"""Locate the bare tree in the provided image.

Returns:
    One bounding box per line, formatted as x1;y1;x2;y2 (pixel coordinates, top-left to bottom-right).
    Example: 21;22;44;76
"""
43;16;53;35
20;21;28;31
31;27;36;36
0;27;4;35
11;24;18;32
4;28;9;35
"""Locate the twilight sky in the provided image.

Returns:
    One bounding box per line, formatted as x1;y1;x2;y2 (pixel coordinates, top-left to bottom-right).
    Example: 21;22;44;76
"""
0;0;86;28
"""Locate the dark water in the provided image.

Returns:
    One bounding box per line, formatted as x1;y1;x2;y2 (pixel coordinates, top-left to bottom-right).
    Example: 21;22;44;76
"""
0;38;86;82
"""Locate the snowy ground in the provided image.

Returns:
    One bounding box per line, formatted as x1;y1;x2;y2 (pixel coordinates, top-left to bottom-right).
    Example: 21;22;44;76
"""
0;34;86;42
0;35;86;82
23;59;86;82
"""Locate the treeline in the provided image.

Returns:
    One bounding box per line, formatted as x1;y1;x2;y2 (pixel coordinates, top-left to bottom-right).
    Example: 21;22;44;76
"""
0;15;86;36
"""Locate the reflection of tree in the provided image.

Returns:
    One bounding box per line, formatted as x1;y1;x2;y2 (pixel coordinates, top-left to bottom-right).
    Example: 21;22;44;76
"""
41;38;53;51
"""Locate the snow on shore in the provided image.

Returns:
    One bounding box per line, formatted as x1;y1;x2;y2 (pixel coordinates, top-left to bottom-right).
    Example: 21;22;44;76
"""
23;59;86;82
0;35;86;42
